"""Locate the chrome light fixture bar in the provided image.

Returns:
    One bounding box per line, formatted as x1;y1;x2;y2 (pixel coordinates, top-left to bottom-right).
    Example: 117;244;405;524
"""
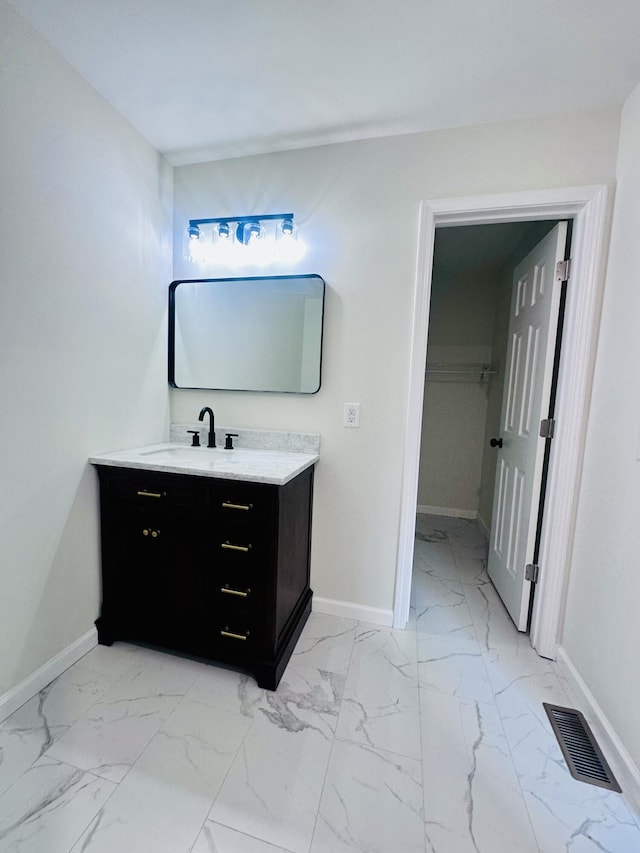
188;213;294;243
186;212;303;265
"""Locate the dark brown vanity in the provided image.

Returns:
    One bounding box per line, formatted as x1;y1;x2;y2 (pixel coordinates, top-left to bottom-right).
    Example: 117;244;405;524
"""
93;457;314;690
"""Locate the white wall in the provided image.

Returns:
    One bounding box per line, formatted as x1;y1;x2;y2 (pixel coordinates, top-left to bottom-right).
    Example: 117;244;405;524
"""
0;1;171;699
172;109;620;617
417;269;500;514
562;80;640;771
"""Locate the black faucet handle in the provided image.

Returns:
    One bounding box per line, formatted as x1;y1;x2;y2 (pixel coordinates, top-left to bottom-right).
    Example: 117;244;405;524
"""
224;433;239;450
187;430;200;447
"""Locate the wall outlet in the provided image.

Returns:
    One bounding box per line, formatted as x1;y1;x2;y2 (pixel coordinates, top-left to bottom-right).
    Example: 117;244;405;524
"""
344;403;360;428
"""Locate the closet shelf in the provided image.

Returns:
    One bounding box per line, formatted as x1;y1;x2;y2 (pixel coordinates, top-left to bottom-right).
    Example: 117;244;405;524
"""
426;362;498;382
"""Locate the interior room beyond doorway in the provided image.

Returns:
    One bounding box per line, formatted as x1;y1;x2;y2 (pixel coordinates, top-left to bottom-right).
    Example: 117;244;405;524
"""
414;220;559;630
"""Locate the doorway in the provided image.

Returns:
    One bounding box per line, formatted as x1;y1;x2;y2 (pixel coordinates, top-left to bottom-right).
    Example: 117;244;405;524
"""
414;219;562;634
394;186;608;660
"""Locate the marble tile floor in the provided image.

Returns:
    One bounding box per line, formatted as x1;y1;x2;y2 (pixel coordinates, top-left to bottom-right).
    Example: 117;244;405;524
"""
1;514;639;852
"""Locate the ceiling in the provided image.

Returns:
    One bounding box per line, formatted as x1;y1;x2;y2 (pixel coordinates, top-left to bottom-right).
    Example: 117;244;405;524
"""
7;0;640;165
433;221;555;278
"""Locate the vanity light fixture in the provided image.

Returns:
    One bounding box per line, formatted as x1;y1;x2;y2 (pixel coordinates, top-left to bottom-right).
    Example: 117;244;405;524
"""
185;213;304;266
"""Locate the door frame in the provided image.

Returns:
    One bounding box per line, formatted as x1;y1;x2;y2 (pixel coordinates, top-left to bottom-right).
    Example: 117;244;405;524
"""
393;185;608;659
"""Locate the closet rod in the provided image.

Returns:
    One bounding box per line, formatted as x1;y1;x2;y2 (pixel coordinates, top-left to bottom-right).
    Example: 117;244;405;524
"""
426;362;498;376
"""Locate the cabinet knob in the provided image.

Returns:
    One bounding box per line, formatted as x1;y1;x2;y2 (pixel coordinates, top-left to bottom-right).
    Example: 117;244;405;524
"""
143;528;149;536
151;530;159;538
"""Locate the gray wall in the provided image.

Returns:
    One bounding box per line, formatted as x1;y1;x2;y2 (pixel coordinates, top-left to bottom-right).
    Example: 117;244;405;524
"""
0;1;171;698
417;268;500;515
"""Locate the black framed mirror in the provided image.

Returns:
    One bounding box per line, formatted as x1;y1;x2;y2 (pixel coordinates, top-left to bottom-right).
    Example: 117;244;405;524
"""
169;274;325;393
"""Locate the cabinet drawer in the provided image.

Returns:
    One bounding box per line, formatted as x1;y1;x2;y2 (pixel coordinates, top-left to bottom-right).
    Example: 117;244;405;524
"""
214;578;268;622
108;470;204;510
213;552;268;594
213;535;270;569
217;580;257;606
211;482;275;534
215;618;261;652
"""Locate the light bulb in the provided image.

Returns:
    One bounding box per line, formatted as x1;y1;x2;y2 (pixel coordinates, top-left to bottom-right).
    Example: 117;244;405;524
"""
237;220;262;245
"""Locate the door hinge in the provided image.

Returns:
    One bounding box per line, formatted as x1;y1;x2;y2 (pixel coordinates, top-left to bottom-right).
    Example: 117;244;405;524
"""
540;418;555;439
525;563;540;583
556;259;571;281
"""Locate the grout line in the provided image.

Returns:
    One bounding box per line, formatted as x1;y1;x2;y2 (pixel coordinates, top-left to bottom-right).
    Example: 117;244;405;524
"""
64;784;115;853
414;574;430;853
306;619;358;853
414;515;541;851
198;679;266;835
470;593;544;853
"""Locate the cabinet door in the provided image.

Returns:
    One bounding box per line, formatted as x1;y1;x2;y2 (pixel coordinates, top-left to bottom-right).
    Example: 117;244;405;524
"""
106;504;206;653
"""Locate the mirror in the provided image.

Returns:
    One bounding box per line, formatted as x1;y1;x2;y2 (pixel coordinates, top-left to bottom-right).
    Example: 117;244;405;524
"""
169;274;325;393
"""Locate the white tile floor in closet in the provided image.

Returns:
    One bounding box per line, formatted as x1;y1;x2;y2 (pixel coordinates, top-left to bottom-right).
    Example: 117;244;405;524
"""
1;515;639;852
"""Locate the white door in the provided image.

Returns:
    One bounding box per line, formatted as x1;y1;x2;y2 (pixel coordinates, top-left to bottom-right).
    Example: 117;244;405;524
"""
487;222;568;630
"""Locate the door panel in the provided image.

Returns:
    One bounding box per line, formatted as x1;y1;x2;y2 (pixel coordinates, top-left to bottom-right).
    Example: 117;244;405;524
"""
487;222;568;629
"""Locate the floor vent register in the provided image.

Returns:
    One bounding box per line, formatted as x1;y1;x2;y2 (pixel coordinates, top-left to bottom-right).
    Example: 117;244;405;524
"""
543;703;621;792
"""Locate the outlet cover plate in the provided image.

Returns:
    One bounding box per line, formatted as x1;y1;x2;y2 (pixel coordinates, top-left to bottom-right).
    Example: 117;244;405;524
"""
344;403;360;428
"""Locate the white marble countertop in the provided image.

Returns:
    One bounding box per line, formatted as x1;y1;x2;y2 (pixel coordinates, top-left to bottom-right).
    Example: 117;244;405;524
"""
89;443;318;486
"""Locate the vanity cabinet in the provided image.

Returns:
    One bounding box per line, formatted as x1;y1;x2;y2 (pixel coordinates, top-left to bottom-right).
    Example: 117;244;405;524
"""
94;464;314;689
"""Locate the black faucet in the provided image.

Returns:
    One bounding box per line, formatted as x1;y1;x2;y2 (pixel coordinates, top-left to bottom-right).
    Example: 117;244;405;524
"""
198;406;216;448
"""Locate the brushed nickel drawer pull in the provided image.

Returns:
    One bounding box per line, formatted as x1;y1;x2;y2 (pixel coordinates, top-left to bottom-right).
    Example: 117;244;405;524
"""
221;542;251;553
220;629;250;641
221;501;253;511
137;490;164;499
220;586;250;598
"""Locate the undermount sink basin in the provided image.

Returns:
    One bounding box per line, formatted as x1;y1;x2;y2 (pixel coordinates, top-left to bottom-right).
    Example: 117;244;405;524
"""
138;446;231;462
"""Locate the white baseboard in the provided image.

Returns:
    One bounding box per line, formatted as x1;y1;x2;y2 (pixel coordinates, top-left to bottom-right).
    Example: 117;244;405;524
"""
313;596;393;627
556;646;640;813
0;628;98;724
417;505;477;520
476;513;490;539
